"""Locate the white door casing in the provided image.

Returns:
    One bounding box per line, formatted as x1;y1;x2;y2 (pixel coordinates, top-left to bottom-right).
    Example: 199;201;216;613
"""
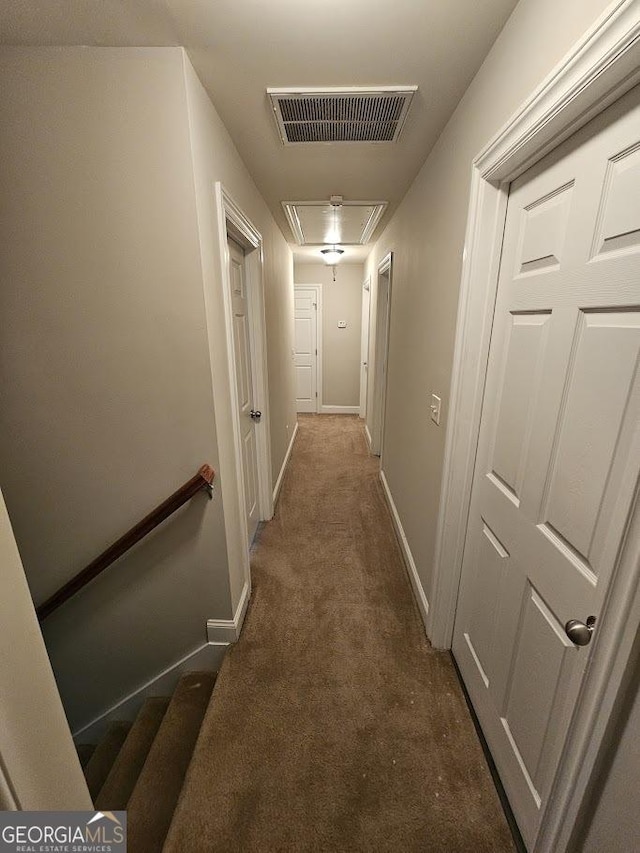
228;238;260;546
294;285;321;413
359;277;371;419
370;254;392;456
452;84;640;849
212;184;273;602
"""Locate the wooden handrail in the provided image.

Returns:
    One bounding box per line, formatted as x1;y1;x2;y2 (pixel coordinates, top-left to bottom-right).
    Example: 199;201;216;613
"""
37;464;215;621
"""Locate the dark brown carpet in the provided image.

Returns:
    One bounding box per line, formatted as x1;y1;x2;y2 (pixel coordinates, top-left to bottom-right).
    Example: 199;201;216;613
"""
165;415;515;852
84;721;131;801
96;697;169;811
126;672;216;852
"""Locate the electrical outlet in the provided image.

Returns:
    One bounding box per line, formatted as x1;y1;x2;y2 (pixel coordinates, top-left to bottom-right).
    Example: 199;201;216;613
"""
430;394;441;425
337;320;347;329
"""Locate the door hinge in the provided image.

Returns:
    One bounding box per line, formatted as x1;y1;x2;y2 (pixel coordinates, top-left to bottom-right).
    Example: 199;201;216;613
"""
313;302;317;309
315;392;318;397
315;348;318;355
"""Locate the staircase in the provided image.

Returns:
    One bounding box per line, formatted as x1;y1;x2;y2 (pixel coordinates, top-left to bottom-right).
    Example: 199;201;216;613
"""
77;671;216;852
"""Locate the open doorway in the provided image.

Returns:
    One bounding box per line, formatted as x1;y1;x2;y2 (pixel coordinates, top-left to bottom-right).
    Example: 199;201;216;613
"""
370;253;393;457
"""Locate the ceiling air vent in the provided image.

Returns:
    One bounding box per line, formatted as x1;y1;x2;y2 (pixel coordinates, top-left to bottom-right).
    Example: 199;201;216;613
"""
267;86;417;145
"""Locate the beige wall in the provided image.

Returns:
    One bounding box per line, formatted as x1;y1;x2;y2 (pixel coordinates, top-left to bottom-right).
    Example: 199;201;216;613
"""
0;487;91;809
0;47;295;731
364;0;614;607
183;55;296;605
295;263;364;408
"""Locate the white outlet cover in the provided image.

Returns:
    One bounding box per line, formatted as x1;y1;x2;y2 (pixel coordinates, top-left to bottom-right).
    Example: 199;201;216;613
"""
337;320;347;328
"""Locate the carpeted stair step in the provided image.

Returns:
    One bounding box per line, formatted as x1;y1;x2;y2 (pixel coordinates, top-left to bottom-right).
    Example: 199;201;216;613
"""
83;721;131;801
126;671;217;853
95;697;170;811
76;743;95;769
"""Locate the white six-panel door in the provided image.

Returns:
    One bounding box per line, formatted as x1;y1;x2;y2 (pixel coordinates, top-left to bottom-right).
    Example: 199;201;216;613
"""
228;238;260;546
453;84;640;848
360;279;371;419
294;287;319;413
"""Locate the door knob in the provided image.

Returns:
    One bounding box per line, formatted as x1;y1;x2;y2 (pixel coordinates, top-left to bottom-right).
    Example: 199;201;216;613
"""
564;616;596;646
250;409;262;421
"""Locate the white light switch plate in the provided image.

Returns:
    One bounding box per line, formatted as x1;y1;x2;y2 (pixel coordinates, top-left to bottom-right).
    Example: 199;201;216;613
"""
430;394;441;425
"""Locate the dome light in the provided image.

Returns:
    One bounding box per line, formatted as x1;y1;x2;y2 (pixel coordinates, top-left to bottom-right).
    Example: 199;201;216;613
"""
321;247;345;265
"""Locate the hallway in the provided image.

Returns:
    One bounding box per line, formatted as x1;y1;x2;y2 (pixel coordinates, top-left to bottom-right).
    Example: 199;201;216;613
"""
164;415;514;852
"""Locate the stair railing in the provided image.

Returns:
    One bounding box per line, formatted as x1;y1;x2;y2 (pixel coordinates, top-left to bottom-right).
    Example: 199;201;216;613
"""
37;464;215;621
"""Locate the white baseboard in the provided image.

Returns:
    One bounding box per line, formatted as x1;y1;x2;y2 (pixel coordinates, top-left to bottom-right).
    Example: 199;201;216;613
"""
364;424;373;447
207;580;250;643
73;641;226;742
320;405;360;414
379;469;430;632
273;421;299;504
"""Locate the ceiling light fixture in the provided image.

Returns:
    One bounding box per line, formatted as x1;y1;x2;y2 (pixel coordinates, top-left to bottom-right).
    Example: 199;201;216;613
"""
321;198;345;269
321;247;344;265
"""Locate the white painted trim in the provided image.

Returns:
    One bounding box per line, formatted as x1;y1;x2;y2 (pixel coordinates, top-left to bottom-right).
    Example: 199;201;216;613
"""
378;252;392;276
247;250;274;523
215;184;274;592
72;642;226;742
364;424;373;448
359;276;371;419
207;579;251;643
273;421;299;504
294;284;323;412
320;405;360;414
425;3;640;850
370;252;393;457
282;201;388;246
476;0;640;184
380;470;429;631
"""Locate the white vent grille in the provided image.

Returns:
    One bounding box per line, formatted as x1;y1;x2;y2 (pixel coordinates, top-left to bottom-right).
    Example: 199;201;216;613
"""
268;87;417;145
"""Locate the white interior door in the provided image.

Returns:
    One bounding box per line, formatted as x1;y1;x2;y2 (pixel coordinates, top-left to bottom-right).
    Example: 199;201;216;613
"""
359;279;371;419
452;85;640;848
371;261;391;456
294;287;319;413
228;237;260;546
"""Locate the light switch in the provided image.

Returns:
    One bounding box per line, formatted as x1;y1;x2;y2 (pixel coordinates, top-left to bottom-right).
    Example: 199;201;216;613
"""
430;394;441;425
337;321;347;329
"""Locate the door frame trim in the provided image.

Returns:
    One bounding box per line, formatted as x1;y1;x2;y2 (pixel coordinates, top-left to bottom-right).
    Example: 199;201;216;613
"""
370;252;393;457
293;283;323;413
215;184;274;578
428;2;640;850
359;276;371;419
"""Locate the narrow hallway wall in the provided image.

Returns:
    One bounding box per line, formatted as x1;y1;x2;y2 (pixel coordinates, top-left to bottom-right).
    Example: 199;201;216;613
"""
295;263;363;410
0;46;296;731
183;53;296;607
364;0;615;620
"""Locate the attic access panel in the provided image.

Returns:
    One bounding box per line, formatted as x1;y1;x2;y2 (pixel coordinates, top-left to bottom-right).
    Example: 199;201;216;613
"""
282;201;388;246
268;87;417;145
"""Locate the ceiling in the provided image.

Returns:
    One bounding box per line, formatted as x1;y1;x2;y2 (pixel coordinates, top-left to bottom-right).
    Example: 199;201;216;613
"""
0;0;520;264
